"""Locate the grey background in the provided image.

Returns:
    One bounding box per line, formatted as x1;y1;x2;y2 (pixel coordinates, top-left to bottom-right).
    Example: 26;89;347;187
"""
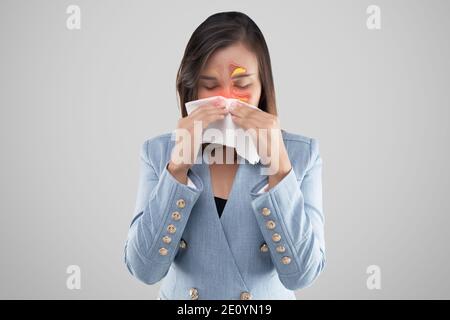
1;0;449;299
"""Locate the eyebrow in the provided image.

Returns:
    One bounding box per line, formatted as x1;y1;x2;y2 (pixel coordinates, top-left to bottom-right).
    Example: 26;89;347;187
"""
199;73;254;80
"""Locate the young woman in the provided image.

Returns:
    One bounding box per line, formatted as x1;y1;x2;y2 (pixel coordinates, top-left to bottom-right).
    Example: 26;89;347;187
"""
124;11;326;300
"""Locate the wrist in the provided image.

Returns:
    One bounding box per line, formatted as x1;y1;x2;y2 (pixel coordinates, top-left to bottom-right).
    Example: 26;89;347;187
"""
168;160;190;176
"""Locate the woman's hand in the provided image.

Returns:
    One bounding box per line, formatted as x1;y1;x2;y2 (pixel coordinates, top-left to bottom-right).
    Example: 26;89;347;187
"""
228;100;292;189
168;97;228;183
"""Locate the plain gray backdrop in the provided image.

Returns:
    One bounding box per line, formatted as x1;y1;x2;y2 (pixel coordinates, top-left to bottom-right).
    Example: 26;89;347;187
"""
1;0;449;299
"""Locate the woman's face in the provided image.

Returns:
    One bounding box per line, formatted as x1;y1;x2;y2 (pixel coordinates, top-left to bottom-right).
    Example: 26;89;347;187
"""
197;42;262;107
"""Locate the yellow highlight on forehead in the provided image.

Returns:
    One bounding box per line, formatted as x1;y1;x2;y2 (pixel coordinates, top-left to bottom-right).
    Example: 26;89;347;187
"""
230;66;247;77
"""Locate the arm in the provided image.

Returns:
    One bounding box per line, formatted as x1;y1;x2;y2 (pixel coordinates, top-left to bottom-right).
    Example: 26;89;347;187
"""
249;138;326;290
124;140;203;285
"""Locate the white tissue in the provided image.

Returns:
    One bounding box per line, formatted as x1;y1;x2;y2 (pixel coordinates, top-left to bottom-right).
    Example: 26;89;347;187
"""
185;96;260;165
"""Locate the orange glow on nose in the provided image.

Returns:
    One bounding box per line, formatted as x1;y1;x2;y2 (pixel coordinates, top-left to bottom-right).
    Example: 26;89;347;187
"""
232;92;250;102
213;89;250;103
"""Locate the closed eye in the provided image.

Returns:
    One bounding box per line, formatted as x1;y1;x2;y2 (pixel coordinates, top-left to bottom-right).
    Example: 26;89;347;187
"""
234;84;251;89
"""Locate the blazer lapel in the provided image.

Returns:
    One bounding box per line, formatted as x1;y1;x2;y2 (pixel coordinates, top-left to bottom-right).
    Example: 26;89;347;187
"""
187;158;250;291
190;155;268;284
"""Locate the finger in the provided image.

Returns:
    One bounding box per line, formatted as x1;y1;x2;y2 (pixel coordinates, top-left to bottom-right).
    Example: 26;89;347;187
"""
204;113;226;126
231;114;262;132
198;105;227;115
200;96;227;108
192;105;227;118
188;105;214;117
199;107;228;119
211;96;227;107
235;99;257;109
188;96;227;116
230;113;247;128
234;99;264;113
228;101;256;117
193;103;226;114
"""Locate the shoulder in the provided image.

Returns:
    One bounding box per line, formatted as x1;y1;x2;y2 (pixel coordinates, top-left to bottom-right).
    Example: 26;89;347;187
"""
139;132;175;171
280;129;321;172
140;132;173;154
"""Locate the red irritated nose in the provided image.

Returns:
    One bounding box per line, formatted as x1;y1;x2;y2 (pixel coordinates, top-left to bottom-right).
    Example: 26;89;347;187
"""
212;90;250;103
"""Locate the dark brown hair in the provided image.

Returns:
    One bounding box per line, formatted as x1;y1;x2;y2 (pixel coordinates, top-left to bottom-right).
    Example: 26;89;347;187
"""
176;11;277;117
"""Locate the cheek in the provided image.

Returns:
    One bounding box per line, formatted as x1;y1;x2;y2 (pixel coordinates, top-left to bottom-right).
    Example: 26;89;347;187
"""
231;87;261;105
231;89;251;102
249;84;262;106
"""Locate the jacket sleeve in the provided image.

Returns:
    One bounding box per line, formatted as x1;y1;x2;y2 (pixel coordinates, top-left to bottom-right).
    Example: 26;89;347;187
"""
124;140;204;285
249;138;326;290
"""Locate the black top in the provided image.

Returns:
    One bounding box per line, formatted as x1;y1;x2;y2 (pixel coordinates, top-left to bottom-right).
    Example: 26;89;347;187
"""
214;196;227;218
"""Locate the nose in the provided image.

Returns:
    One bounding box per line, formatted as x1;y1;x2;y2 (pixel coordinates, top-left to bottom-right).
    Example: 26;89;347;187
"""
215;88;233;99
214;89;248;102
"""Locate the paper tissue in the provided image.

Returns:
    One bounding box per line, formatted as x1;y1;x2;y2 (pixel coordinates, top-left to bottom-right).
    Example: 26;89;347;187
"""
185;96;260;165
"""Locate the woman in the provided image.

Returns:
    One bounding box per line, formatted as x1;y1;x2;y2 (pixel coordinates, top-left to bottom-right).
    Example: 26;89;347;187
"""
124;11;326;300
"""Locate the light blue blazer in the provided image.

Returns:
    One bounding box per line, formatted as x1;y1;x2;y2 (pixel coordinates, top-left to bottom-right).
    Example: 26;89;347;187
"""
123;129;326;300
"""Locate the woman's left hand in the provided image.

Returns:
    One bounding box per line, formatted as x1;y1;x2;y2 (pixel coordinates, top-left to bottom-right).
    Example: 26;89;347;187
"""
228;100;292;189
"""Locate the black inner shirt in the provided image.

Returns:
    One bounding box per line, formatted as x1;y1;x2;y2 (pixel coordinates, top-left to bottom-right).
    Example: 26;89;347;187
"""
214;196;227;218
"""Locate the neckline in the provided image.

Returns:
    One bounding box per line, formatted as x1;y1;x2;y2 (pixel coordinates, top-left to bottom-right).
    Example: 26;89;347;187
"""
214;196;228;201
205;156;244;222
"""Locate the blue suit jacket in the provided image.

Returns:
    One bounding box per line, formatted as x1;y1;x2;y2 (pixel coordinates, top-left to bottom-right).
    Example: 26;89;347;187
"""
124;129;326;300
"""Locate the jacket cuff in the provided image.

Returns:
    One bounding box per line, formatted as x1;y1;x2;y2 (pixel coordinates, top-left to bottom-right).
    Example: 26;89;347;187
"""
143;161;203;263
249;168;304;275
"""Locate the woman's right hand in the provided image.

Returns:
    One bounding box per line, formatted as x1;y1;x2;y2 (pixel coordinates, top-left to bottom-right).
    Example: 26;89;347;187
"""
168;97;228;183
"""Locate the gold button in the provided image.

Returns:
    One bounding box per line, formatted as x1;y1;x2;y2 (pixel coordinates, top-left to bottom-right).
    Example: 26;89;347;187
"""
240;291;252;300
276;245;286;253
272;233;281;242
167;224;176;234
189;287;199;300
261;207;271;216
179;239;187;249
171;211;181;221
162;236;172;244
260;243;269;253
177;199;186;208
266;220;276;230
281;256;292;265
158;247;168;256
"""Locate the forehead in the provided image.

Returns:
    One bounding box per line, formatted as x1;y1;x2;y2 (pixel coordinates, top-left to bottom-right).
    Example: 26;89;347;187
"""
202;42;258;74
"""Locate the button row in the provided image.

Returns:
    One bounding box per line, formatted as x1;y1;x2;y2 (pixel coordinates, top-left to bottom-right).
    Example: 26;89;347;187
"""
188;288;252;300
261;207;292;265
260;243;286;254
158;198;187;256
